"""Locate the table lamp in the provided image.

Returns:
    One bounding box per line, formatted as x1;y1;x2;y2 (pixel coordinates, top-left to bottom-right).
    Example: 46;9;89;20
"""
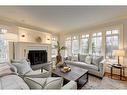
113;49;125;66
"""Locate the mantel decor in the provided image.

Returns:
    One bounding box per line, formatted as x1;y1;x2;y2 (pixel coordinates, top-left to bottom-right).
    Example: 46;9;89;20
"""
35;36;42;43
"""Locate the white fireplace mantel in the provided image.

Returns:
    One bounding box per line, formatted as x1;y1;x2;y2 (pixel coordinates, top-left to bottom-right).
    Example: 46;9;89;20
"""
14;42;51;61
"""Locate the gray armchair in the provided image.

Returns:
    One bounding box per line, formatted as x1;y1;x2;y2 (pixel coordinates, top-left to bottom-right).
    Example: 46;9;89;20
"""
11;59;51;78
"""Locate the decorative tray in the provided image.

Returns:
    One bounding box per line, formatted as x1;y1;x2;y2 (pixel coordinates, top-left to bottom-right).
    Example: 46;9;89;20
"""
60;67;71;73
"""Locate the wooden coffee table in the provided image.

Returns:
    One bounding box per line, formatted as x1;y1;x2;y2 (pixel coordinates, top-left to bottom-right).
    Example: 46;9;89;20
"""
42;64;88;89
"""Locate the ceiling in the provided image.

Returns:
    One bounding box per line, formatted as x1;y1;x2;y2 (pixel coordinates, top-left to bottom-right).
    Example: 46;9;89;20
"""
0;6;127;33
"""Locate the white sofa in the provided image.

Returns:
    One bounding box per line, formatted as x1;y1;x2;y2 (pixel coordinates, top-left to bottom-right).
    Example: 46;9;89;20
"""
65;54;105;78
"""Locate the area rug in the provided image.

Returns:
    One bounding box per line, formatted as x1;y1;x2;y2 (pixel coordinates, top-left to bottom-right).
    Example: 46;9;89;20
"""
82;75;127;89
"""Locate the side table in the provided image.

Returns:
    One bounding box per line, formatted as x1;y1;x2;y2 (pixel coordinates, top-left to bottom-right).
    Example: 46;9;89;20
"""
108;64;126;80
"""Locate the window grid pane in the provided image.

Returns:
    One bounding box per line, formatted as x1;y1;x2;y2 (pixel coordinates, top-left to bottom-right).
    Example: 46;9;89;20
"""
80;34;89;54
92;32;102;56
106;30;119;59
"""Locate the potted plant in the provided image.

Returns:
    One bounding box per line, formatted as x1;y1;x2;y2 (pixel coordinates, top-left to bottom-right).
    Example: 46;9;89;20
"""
54;41;66;65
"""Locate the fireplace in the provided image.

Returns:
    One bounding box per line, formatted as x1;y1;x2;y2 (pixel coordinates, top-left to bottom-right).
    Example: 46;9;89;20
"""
28;50;47;65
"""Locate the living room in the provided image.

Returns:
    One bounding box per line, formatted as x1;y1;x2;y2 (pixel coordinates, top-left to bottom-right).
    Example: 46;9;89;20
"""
0;5;127;91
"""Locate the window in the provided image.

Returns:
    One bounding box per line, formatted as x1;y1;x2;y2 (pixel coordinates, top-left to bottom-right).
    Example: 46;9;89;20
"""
92;32;102;56
51;36;57;57
72;36;79;56
0;33;8;62
80;34;89;54
65;37;71;57
106;30;119;59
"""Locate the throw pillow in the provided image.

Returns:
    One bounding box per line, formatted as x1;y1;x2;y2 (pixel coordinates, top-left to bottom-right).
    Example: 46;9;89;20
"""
12;59;32;75
44;77;63;89
85;56;92;64
24;77;63;89
78;54;87;62
24;77;47;89
71;56;78;61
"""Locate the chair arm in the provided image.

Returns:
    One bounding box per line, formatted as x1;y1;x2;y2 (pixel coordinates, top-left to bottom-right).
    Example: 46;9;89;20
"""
7;63;17;73
98;59;106;72
100;60;106;64
61;81;77;89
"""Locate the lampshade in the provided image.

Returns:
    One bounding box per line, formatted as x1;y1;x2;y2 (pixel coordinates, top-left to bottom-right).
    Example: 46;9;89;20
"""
113;49;125;57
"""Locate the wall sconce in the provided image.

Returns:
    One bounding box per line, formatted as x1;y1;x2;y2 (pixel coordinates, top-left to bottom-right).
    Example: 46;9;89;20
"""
47;38;50;40
21;34;25;38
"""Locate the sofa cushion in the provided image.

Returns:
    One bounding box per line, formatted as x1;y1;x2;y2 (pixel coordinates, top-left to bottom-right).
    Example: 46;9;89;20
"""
65;61;98;71
85;55;92;64
12;59;32;75
24;77;63;89
78;54;87;62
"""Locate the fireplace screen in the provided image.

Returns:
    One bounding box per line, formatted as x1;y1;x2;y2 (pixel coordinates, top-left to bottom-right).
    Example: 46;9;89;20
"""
28;50;47;65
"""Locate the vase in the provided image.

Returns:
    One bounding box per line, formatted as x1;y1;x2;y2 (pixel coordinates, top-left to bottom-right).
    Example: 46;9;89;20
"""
56;52;62;64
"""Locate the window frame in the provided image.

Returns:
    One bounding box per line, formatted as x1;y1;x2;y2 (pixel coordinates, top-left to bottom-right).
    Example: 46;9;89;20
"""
51;36;58;58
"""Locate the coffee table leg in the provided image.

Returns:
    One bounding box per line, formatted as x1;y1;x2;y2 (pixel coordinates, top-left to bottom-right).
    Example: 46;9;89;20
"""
41;67;43;73
120;68;122;80
111;67;113;79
